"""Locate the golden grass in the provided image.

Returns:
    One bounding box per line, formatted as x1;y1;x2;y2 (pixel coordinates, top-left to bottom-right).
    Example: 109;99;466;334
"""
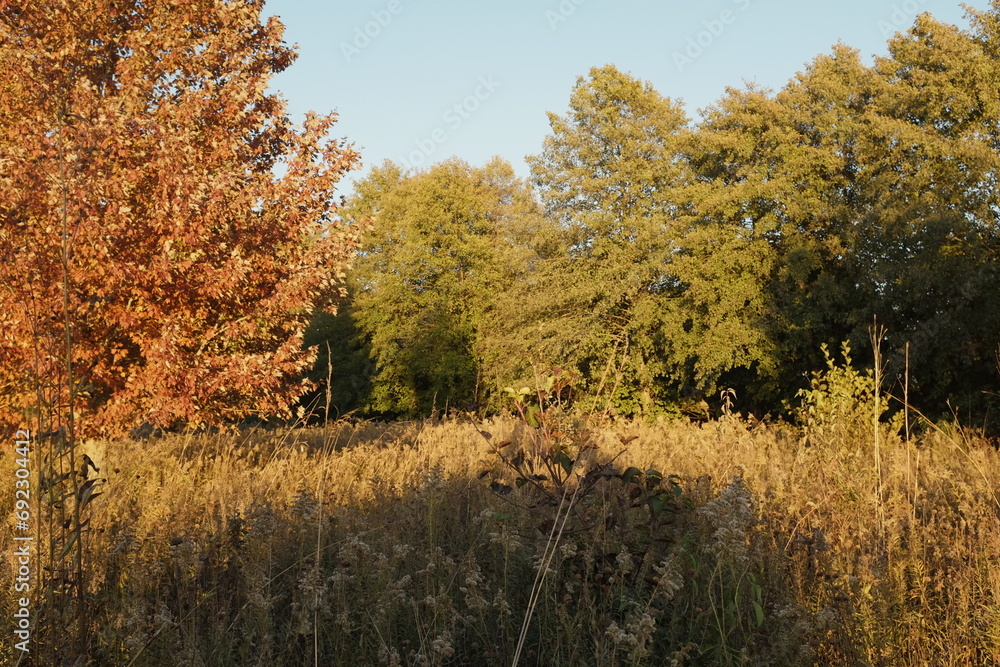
2;413;999;665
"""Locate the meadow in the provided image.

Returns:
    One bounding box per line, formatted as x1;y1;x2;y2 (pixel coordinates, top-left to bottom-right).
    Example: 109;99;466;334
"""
5;4;1000;666
3;391;999;666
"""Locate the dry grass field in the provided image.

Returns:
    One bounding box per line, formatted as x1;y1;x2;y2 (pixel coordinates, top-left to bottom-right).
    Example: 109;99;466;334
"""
3;401;1000;665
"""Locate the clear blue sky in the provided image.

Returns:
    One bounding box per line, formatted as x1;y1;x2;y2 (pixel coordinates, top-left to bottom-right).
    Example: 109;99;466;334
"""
261;0;988;194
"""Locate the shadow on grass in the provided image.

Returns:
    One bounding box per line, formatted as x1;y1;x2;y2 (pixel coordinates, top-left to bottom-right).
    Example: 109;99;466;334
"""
9;416;995;665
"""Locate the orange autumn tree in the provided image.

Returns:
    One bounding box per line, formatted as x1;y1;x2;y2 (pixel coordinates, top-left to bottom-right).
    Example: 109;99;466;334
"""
0;0;360;436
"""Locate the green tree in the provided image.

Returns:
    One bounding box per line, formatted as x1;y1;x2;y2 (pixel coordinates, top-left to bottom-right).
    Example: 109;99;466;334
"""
522;64;782;415
685;46;880;403
520;64;691;415
861;11;1000;411
687;10;1000;415
302;284;375;419
330;157;547;416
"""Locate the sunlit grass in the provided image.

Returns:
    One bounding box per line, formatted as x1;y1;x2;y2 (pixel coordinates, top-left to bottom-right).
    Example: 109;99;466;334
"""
2;412;998;665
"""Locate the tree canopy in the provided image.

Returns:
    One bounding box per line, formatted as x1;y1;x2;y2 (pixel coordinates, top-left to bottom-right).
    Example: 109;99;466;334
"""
14;1;996;430
316;157;548;417
316;7;1000;423
0;0;360;436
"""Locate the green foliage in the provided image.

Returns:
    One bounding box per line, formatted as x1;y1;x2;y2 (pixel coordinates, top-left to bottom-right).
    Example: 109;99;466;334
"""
319;9;1000;423
322;157;548;416
680;23;1000;417
302;299;374;419
515;65;695;414
793;341;902;446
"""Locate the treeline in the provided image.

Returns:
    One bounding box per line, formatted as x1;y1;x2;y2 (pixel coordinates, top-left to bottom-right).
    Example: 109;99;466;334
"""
308;9;1000;423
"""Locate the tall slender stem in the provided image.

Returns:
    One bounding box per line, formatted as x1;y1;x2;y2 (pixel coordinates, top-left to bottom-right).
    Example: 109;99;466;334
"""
57;109;87;659
870;319;885;532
